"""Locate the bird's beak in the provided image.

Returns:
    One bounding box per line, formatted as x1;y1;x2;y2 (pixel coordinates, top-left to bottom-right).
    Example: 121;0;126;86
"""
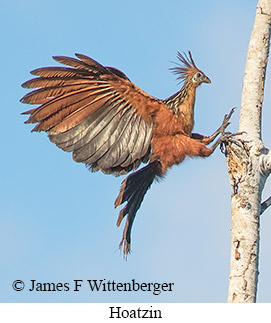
203;75;211;84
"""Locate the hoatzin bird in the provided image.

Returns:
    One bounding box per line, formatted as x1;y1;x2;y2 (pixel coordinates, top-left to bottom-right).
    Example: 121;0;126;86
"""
21;51;235;255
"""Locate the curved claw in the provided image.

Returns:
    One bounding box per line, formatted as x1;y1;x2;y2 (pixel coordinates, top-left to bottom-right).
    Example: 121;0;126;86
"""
223;131;245;140
221;108;236;133
226;107;236;120
219;131;244;142
219;131;247;154
211;130;244;153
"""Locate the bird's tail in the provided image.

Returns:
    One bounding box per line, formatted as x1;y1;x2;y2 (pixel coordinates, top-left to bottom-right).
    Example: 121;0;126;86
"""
114;160;162;256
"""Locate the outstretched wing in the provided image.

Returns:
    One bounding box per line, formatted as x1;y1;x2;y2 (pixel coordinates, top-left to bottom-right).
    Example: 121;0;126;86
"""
21;54;164;175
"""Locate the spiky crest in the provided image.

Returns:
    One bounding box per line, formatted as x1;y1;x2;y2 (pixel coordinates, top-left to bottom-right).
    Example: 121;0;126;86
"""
170;51;199;82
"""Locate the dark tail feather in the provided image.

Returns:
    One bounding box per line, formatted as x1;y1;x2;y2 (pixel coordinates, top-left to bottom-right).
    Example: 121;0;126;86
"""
114;160;162;256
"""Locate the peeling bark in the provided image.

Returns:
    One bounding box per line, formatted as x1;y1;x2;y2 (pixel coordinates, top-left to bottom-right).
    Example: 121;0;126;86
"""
226;0;271;303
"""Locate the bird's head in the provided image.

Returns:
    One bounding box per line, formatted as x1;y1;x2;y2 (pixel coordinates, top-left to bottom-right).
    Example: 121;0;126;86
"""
170;51;211;87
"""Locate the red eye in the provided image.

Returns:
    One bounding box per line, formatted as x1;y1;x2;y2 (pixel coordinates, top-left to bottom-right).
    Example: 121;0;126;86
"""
197;72;202;78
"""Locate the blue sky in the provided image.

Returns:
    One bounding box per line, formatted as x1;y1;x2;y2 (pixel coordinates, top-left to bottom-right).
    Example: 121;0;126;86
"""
1;0;271;303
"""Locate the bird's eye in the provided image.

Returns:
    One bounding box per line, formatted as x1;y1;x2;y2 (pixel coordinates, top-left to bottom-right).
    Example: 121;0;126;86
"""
192;72;203;83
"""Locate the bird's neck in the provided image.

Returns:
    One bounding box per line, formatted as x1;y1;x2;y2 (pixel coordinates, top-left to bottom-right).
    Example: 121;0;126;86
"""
164;82;196;135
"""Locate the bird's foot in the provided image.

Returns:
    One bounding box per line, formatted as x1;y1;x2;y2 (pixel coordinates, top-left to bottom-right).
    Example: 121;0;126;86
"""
206;108;236;145
219;131;247;153
218;107;236;135
211;131;245;152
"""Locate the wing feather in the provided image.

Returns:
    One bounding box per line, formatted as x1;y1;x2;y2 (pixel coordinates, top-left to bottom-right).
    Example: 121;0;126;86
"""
21;53;166;175
30;66;90;78
85;107;136;168
21;83;110;105
48;96;121;150
22;77;99;89
72;103;130;163
104;112;139;168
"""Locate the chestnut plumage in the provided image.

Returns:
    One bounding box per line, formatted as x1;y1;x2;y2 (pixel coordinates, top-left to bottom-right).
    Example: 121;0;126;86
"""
21;52;234;255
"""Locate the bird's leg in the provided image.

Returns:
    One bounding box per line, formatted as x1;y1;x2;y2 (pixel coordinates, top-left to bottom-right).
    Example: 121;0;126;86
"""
192;107;236;145
190;133;205;141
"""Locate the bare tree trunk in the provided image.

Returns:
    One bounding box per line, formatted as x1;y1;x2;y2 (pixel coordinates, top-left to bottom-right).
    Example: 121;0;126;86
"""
226;0;271;303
